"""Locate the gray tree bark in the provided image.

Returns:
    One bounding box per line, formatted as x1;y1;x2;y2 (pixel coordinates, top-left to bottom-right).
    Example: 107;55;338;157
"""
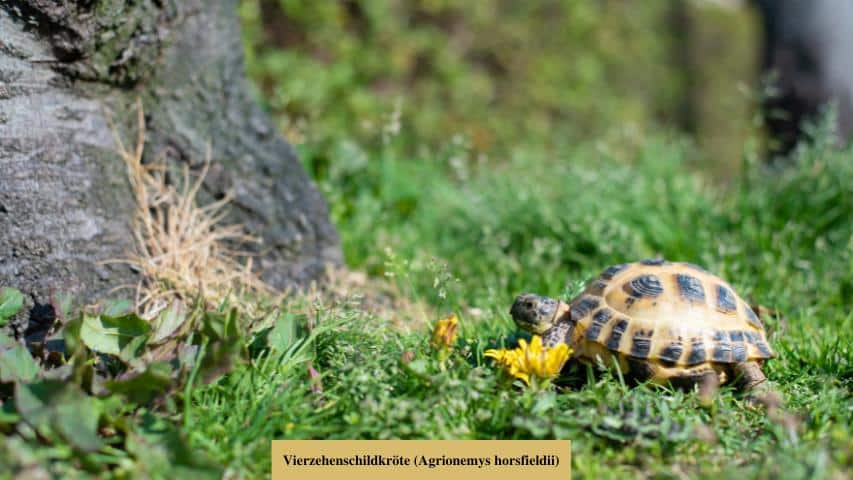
0;0;341;341
754;0;853;154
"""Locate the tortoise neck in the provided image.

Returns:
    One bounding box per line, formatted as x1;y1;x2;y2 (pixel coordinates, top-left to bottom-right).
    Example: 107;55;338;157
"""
554;301;571;323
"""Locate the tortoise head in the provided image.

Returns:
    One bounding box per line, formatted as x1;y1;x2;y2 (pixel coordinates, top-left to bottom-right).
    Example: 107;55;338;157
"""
510;293;561;334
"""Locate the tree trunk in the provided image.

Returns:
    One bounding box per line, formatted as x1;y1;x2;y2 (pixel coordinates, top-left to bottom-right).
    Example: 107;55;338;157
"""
0;0;341;341
754;0;853;155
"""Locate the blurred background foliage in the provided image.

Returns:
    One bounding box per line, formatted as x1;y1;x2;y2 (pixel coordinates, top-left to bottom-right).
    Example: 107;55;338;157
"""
237;0;850;315
239;0;760;179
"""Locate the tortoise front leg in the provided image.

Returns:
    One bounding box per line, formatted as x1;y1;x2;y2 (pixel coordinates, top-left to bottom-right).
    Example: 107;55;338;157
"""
698;371;720;407
733;360;767;389
541;320;573;349
734;361;781;409
735;362;800;437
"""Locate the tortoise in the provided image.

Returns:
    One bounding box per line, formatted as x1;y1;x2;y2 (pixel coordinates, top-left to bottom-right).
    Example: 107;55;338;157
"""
510;259;776;400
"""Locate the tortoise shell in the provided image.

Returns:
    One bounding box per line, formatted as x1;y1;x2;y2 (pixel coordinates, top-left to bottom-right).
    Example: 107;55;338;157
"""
564;260;774;381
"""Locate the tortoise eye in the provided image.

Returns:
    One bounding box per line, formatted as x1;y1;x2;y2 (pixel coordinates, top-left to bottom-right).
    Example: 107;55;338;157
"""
525;301;534;309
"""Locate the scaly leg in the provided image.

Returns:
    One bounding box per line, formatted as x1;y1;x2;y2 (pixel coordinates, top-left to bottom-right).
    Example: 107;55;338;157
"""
698;371;720;407
734;361;781;409
734;360;767;389
735;361;801;439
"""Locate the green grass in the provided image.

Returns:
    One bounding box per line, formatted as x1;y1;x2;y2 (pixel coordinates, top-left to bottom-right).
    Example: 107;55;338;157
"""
217;4;849;475
2;3;851;476
1;117;849;480
178;119;851;478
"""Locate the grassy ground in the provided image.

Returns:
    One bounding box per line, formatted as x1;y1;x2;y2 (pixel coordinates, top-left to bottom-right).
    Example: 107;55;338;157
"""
1;2;851;477
180;118;850;479
2;111;849;480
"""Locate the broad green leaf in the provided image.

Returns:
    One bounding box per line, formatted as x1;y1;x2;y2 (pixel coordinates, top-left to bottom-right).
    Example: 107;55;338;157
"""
62;315;84;355
177;344;199;370
103;299;132;317
127;412;222;479
52;291;74;321
197;309;243;384
53;395;104;452
15;380;103;451
151;302;188;343
105;361;173;404
0;337;39;383
57;315;95;390
0;331;16;349
80;313;151;355
197;338;241;385
0;287;24;325
268;313;297;352
119;333;150;363
0;401;19;425
201;311;227;340
201;308;239;341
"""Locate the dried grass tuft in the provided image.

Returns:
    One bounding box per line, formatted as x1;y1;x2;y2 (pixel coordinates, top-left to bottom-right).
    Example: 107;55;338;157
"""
108;101;276;316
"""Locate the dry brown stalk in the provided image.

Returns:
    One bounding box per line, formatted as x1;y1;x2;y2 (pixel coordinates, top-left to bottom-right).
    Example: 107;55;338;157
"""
107;100;275;316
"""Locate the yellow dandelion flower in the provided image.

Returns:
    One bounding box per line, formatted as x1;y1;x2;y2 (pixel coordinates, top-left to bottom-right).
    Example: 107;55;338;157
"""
485;335;572;386
431;313;459;350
